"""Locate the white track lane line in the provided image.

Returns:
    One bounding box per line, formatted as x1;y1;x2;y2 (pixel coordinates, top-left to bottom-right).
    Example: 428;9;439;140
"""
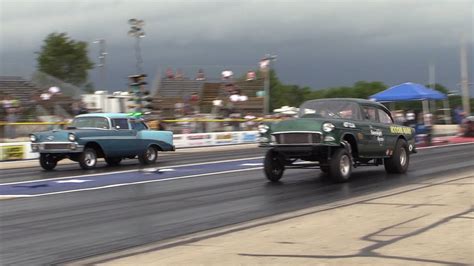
0;167;263;198
0;156;264;186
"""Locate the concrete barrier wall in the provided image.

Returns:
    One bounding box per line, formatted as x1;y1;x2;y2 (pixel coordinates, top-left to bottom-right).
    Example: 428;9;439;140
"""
0;131;259;161
0;125;461;161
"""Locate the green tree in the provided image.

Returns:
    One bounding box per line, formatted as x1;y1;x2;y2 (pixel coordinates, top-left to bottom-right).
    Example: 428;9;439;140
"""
36;33;94;86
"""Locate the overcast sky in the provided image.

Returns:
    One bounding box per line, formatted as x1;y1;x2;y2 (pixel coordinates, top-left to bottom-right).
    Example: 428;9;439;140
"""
1;0;473;95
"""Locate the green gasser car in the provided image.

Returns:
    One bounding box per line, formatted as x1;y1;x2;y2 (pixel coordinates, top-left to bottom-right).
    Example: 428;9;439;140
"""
259;98;416;182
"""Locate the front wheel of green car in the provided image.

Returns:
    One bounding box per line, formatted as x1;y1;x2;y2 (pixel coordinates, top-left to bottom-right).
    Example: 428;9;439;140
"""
329;148;352;183
384;139;409;174
264;150;285;182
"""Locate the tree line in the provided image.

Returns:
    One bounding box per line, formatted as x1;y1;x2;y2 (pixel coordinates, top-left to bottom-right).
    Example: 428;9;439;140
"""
36;32;473;113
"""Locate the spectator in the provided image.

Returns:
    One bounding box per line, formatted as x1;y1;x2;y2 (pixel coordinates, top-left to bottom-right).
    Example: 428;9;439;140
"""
406;109;416;127
195;69;205;80
3;95;19;139
244;113;256;130
166;68;174;79
454;106;465;125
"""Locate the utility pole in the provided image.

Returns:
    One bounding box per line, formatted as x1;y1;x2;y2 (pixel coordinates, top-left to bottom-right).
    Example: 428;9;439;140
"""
460;35;471;115
260;54;277;115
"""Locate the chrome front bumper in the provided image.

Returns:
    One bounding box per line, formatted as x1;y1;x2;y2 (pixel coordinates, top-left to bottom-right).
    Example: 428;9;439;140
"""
31;142;84;153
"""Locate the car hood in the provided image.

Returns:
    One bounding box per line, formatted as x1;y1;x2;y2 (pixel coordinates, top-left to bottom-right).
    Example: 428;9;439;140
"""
271;118;326;133
33;129;104;142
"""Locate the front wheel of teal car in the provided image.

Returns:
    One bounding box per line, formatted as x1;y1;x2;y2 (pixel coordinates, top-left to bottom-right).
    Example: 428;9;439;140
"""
384;139;409;174
329;148;352;183
139;145;158;165
40;153;58;171
79;148;98;170
264;150;284;182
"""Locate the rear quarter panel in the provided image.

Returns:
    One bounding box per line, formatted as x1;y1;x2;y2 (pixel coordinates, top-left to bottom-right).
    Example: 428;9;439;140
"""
138;130;174;151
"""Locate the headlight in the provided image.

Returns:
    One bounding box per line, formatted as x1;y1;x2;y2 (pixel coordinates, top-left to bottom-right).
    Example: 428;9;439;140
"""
322;122;335;132
258;124;269;134
68;133;76;142
29;134;37;142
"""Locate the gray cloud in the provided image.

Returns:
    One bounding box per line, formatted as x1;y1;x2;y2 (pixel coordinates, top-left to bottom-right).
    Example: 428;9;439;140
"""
1;0;473;94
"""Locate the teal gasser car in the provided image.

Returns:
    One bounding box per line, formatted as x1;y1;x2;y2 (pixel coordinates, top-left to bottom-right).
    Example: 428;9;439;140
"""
30;113;174;170
259;98;416;183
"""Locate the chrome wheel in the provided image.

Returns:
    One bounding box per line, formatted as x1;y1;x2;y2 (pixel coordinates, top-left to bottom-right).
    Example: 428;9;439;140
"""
84;151;96;167
79;148;98;170
399;148;407;167
146;147;157;161
340;154;351;176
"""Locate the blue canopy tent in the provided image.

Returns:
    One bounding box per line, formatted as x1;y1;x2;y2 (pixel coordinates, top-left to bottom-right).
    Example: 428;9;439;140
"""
369;82;446;102
369;82;448;123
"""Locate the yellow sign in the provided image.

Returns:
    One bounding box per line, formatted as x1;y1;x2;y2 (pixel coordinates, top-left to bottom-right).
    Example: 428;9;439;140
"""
390;126;412;135
0;145;24;160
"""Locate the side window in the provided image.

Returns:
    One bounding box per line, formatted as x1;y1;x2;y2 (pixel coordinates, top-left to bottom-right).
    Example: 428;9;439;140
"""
131;120;148;131
112;119;129;130
363;106;378;122
378;109;393;124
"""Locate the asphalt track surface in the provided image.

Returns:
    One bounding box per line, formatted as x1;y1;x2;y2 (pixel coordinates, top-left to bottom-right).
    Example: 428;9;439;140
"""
0;144;473;265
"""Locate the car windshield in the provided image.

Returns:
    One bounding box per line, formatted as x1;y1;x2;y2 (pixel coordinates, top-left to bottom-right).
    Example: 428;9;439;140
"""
298;100;361;120
70;117;110;129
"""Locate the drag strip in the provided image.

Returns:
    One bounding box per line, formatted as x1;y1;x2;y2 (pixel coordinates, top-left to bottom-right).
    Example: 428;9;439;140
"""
1;143;473;265
0;157;263;198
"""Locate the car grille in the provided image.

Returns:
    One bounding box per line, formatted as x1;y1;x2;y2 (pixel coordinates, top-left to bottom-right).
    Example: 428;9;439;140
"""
273;132;321;144
43;143;71;150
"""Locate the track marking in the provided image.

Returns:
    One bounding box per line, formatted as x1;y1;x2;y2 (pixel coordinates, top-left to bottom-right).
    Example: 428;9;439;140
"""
0;156;264;186
55;179;92;184
0;167;263;199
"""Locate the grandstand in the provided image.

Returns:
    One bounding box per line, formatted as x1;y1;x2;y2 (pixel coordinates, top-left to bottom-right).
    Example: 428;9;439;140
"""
0;76;75;120
152;76;264;117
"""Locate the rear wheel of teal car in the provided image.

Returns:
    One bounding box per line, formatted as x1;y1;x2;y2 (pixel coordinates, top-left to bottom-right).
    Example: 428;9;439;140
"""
264;149;284;182
329;148;352;183
139;145;158;165
384;139;409;174
105;157;122;166
79;148;98;170
40;153;57;171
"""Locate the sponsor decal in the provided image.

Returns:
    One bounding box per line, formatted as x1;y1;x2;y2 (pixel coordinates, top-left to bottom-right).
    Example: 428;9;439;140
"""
215;133;233;144
343;122;356;128
390;126;412;134
0;145;24;160
370;129;383;137
377;136;385;145
242;132;257;142
187;134;211;140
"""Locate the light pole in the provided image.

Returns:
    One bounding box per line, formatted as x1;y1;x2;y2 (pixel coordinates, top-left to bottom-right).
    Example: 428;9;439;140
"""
460;35;471;115
260;54;277;115
128;18;146;74
93;39;107;91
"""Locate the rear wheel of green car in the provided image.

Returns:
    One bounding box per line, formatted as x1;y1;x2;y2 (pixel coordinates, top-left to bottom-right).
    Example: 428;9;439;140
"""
384;139;409;174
